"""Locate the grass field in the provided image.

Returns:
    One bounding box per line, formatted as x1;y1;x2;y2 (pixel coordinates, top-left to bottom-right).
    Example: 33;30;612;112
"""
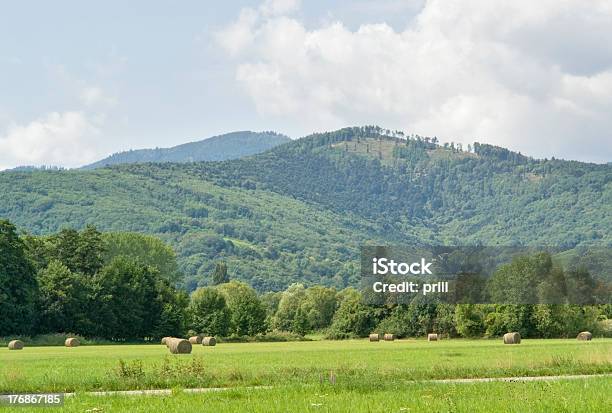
2;379;611;413
1;338;611;411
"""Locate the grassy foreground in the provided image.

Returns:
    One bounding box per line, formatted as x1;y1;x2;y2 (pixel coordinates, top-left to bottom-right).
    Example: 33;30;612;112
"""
1;379;611;412
1;338;611;394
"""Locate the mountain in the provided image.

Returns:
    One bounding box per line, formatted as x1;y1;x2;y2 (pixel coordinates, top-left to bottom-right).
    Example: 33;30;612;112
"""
5;165;65;172
1;126;610;291
82;131;291;169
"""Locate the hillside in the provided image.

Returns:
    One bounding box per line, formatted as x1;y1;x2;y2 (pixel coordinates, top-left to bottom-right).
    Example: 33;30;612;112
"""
1;127;610;290
82;131;291;169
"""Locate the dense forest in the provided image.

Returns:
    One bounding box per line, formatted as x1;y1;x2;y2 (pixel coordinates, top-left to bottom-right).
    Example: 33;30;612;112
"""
1;221;609;341
0;127;610;292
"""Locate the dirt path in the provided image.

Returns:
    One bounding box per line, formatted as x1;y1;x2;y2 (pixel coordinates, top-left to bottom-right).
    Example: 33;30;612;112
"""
65;386;272;397
424;373;612;384
63;373;612;398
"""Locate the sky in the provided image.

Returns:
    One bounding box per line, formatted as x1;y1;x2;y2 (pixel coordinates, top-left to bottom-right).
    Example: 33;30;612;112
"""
1;0;611;169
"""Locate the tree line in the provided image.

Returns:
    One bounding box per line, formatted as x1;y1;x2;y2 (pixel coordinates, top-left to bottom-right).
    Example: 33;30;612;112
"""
1;220;609;341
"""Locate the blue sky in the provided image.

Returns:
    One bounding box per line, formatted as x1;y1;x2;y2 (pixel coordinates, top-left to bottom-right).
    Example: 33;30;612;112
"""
1;0;611;169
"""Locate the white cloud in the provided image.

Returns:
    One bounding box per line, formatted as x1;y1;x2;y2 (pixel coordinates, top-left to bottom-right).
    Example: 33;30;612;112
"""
215;0;301;57
217;0;612;162
344;0;426;18
260;0;301;17
79;86;117;107
0;112;102;170
215;8;260;57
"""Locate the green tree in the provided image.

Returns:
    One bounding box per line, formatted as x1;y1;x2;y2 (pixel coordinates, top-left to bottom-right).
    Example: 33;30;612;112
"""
260;291;282;318
566;267;597;305
534;305;600;338
455;304;486;338
291;305;310;336
488;253;554;304
37;260;90;334
103;232;180;283
327;288;375;339
532;305;567;338
434;304;457;337
50;228;81;273
0;219;38;335
212;261;230;285
49;226;105;276
375;305;414;338
76;225;105;276
154;283;188;339
302;286;337;330
218;281;266;336
188;287;230;336
90;256;162;340
405;296;438;336
484;305;535;337
536;266;567;304
273;283;307;331
22;234;52;273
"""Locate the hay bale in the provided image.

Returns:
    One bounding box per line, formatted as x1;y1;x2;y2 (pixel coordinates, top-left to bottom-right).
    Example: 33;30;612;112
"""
577;331;593;341
369;333;379;342
202;336;217;346
189;335;203;345
64;337;80;347
161;337;172;345
427;333;438;341
166;338;192;354
503;332;521;344
8;340;24;350
383;333;395;341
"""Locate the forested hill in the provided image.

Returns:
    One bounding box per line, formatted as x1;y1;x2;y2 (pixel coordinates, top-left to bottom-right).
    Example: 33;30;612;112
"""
1;126;610;291
82;131;291;169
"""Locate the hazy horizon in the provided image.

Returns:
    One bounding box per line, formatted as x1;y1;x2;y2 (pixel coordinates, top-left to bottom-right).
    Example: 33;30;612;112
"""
4;125;610;172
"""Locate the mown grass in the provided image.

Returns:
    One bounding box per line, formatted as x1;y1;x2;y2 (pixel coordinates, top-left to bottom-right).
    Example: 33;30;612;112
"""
1;339;610;394
2;379;611;412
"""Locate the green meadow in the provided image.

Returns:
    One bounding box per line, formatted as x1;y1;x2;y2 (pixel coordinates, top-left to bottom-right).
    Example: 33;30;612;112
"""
7;378;609;413
1;338;611;412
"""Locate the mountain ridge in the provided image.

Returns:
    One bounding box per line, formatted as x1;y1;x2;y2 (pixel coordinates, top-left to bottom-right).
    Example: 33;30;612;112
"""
82;131;291;169
1;126;610;291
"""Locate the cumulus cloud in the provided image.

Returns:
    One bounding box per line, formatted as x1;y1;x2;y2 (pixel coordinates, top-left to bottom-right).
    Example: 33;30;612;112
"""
215;0;301;56
0;112;102;170
260;0;301;17
215;8;260;57
217;0;612;162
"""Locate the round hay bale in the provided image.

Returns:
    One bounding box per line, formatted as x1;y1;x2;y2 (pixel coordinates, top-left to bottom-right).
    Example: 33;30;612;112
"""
8;340;24;350
202;336;217;346
577;331;592;341
161;336;172;345
167;338;192;354
383;333;395;341
65;337;80;347
427;333;438;341
369;333;379;342
503;332;521;344
188;335;203;345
